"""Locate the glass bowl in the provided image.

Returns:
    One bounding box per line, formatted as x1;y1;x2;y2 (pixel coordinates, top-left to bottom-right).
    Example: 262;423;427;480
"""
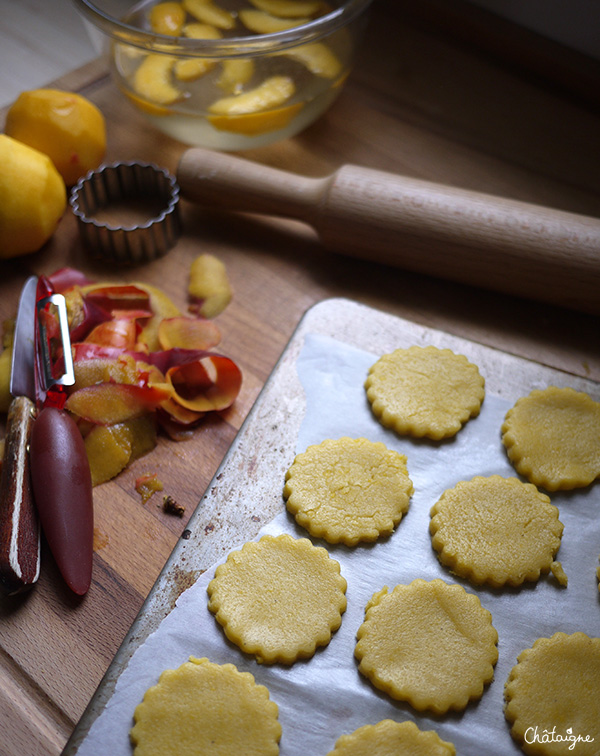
73;0;373;150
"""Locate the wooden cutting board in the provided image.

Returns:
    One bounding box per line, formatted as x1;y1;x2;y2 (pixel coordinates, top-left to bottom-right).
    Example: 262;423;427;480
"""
0;1;599;754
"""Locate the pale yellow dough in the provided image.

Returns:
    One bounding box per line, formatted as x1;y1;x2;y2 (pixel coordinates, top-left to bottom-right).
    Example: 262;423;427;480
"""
504;633;600;756
283;437;413;546
326;719;456;756
501;386;600;491
550;560;568;587
355;579;498;714
207;534;347;664
430;476;564;588
130;656;281;756
365;346;485;439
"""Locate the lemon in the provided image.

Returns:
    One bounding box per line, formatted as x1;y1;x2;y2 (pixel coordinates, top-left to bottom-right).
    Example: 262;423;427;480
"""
0;135;67;259
5;88;106;186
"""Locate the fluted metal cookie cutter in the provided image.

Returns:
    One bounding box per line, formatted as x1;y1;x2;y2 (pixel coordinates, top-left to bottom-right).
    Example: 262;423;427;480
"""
70;161;181;264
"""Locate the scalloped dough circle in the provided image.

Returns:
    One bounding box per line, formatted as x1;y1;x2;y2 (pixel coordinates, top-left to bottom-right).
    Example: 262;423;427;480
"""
430;476;564;588
501;386;600;491
355;579;498;714
284;437;413;546
130;656;281;755
326;719;456;756
364;346;485;439
504;633;600;755
207;534;347;664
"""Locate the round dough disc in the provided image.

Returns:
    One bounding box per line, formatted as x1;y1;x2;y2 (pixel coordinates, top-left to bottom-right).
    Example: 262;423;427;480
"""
430;476;564;587
284;437;413;545
130;656;281;755
355;578;498;714
504;633;600;755
326;719;456;756
364;346;485;440
502;386;600;491
207;534;347;664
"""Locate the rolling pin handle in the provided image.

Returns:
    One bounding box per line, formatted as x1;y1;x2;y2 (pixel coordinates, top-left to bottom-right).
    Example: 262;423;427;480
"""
177;147;323;222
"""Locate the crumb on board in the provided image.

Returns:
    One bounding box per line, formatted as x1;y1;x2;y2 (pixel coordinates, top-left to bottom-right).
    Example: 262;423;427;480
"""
163;495;185;517
135;473;164;504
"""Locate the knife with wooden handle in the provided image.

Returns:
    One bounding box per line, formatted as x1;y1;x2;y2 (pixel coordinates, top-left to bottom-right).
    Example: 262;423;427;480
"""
0;275;94;597
0;276;40;595
177;148;600;316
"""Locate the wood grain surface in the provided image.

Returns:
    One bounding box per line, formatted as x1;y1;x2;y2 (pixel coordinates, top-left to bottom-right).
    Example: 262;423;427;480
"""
0;1;599;754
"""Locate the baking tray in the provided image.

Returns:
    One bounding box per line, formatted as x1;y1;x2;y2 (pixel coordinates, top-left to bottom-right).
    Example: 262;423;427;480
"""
62;297;600;755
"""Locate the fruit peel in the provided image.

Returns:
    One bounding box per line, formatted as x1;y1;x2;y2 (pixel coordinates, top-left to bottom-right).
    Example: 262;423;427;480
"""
188;254;233;318
7;267;241;485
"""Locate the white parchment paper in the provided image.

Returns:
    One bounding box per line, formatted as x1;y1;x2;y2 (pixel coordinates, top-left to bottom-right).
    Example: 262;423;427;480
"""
77;333;600;755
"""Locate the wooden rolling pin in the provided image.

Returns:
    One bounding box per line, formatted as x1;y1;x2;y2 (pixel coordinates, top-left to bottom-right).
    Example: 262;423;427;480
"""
177;148;600;316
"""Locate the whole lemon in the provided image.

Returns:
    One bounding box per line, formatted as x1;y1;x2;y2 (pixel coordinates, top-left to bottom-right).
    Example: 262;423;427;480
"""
0;134;67;258
5;88;106;186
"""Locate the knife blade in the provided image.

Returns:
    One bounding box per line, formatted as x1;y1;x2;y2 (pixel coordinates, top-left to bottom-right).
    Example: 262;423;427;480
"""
10;276;37;400
0;276;41;594
29;275;94;596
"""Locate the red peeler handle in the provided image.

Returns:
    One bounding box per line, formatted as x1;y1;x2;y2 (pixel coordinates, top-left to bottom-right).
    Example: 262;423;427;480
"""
29;407;93;595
